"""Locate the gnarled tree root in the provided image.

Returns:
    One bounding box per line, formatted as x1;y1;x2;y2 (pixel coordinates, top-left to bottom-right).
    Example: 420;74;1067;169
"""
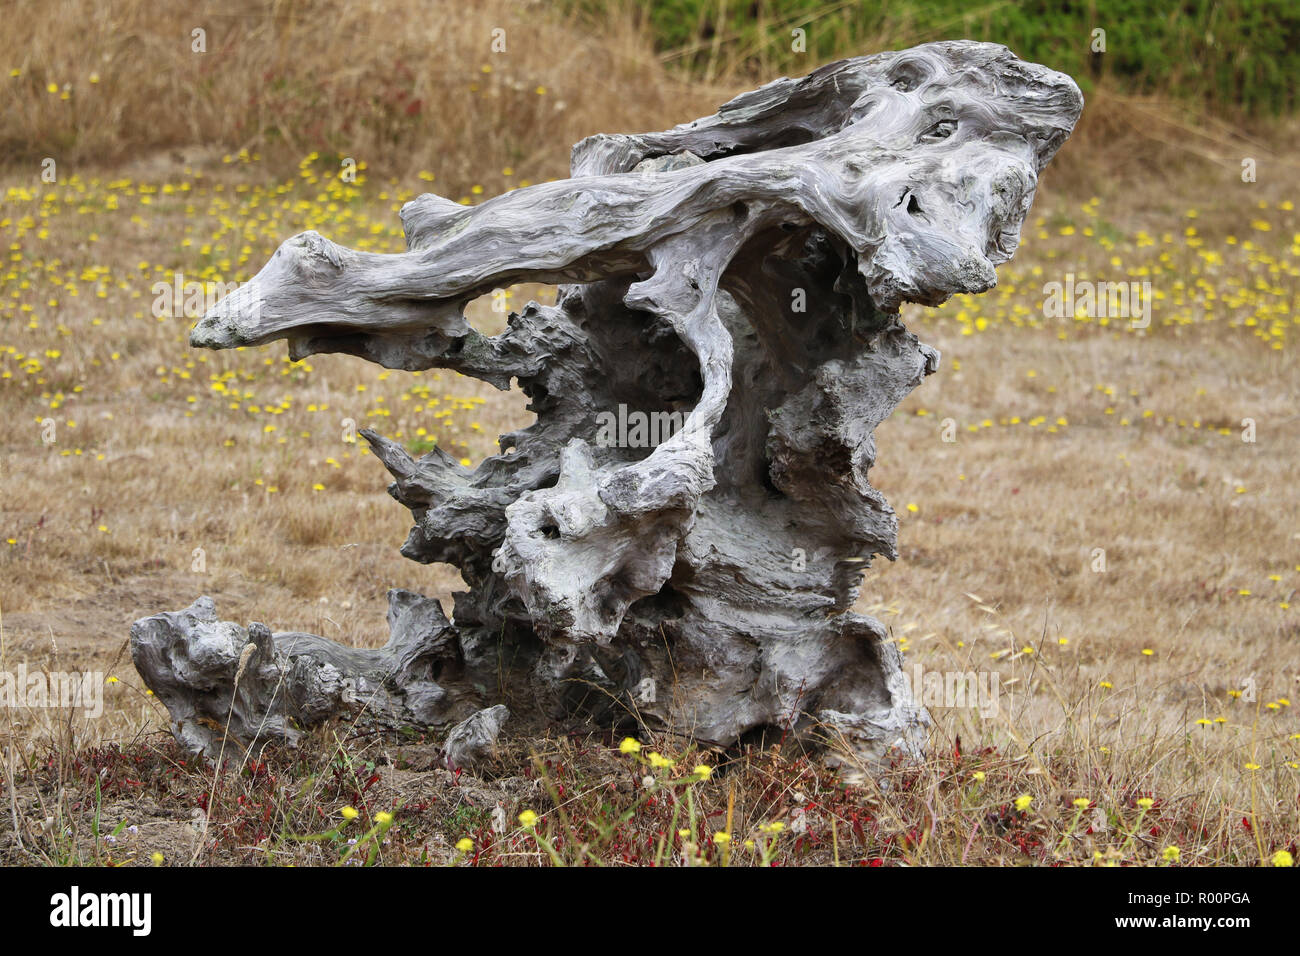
132;41;1081;770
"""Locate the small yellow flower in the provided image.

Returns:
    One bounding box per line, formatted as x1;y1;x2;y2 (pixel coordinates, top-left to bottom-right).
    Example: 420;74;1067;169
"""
375;811;393;825
693;764;712;780
971;771;985;782
518;809;539;829
1271;850;1293;867
455;838;473;853
1014;794;1033;812
618;737;641;755
340;806;359;821
1136;797;1155;809
1072;797;1090;809
647;751;674;769
712;832;730;844
1162;846;1180;862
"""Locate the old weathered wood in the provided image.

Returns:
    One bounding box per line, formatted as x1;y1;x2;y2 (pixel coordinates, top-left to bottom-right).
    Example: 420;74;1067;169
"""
134;41;1081;766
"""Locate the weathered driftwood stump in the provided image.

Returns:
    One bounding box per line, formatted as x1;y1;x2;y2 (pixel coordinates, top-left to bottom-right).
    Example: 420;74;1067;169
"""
133;41;1081;767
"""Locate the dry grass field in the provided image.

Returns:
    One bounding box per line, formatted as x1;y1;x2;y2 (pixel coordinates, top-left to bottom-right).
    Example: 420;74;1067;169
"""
0;0;1297;867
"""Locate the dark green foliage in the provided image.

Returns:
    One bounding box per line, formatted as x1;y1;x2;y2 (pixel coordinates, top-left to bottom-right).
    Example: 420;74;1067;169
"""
569;0;1299;115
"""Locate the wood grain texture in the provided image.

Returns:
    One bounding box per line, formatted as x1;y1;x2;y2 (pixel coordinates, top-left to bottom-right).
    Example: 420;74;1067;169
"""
134;41;1082;767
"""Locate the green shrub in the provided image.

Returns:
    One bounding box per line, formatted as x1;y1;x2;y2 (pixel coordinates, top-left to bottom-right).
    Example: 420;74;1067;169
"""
573;0;1300;115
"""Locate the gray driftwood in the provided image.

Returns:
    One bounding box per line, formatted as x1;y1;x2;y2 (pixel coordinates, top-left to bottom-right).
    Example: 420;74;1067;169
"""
133;41;1081;766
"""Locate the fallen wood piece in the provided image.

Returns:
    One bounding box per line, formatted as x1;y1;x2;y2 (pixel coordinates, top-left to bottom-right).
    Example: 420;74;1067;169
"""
134;41;1081;768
